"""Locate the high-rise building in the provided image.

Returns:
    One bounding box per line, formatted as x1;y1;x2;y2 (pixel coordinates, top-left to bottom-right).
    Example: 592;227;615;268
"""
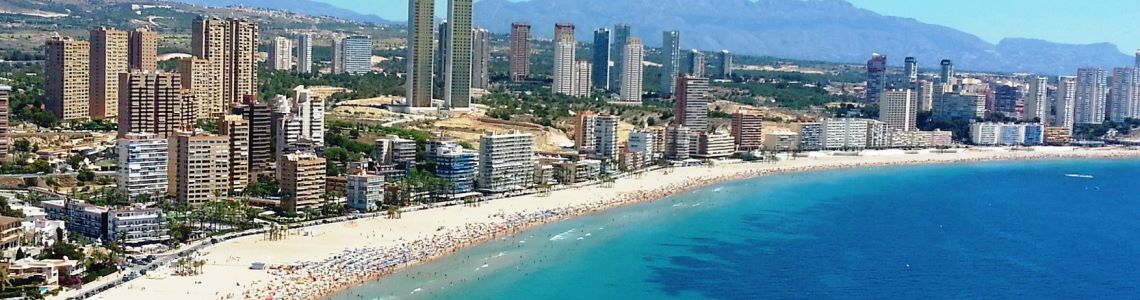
673;76;710;132
128;28;158;71
687;50;707;77
407;0;435;108
0;86;8;156
347;173;384;212
573;60;592;97
276;88;325;155
916;80;935;112
471;28;491;89
664;126;691;160
169;133;230;205
45;37;90;121
610;24;631;90
509;22;531;81
628;129;657;159
191;17;259;111
117;71;196;138
220;114;250;193
1054;76;1078;129
939;59;954;86
232;97;274;176
296;33;313;73
331;37;344;74
117;133;169;202
993;84;1021;115
719;50;733;79
880;89;917;131
341;36;372;74
660;31;681;97
1025;76;1049;123
445;0;473;109
278;152;326;213
374;135;417;169
178;57;222;120
427;140;478;195
268;36;293;71
1136;49;1140;68
618;37;644;103
731;112;764;151
436;20;450;89
821;118;871;150
865;53;887;103
90;27;129;120
552;23;577;96
478;131;535;193
593;115;619;161
592;28;611;90
1075;67;1107;124
1110;67;1140;122
903;57;918;83
795;122;823;151
933;92;986;122
694;132;734;158
574;112;598;154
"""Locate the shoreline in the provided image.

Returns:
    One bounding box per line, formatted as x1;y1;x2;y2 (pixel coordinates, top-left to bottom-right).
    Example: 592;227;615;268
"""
89;147;1140;300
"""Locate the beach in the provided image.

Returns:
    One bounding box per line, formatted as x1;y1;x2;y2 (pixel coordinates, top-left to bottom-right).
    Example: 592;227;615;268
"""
86;147;1140;300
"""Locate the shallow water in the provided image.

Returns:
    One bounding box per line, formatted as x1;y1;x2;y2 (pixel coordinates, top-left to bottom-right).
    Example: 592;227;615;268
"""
328;159;1140;299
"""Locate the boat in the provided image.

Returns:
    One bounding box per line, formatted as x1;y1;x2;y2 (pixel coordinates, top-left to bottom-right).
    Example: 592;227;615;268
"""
1065;174;1094;179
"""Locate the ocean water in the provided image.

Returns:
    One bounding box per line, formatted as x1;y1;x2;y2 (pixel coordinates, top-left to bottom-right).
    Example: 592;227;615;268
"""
328;159;1140;300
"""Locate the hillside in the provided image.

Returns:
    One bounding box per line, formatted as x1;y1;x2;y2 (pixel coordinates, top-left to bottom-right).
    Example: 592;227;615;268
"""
474;0;1132;75
168;0;393;24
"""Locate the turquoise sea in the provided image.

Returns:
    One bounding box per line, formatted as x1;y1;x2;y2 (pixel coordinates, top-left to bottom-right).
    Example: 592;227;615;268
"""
328;159;1140;299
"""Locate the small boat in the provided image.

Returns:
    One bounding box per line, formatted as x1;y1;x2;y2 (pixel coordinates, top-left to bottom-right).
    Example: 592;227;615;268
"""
1065;174;1094;179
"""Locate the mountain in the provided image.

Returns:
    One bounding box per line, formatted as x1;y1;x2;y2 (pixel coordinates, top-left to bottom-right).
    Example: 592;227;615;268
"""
474;0;1132;75
169;0;393;24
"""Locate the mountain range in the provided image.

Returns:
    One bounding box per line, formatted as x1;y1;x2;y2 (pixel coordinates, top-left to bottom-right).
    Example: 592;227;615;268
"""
169;0;1133;75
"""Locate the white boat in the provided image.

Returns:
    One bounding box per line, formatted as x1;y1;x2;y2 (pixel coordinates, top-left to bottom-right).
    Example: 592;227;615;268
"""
1065;174;1094;179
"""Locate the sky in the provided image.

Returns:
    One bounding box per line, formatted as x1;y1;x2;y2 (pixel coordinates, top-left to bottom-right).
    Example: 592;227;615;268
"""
327;0;1139;51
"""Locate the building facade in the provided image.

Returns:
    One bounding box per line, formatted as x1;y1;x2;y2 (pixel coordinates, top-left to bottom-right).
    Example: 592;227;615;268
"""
296;33;313;73
592;28;610;90
169;133;230;205
428;140;478;195
731;112;764;151
865;53;887;103
445;0;473;109
471;28;491;89
1075;67;1107;124
509;22;531;81
660;31;681;97
45;37;90;121
90;27;128;120
478;131;535;193
117;133;169;202
673;76;710;132
220;114;250;193
279;153;326;213
1110;67;1140;122
552;23;577;96
1025;76;1049;122
880;89;917;131
342;36;373;74
128;28;158;71
347;174;384;212
117;71;196;138
618;37;644;103
1054;76;1078;129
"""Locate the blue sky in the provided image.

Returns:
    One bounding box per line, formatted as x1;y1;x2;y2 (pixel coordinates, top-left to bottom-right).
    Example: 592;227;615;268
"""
330;0;1138;51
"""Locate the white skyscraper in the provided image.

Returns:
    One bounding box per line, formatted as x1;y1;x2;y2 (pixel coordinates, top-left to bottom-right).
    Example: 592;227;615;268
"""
116;133;168;202
297;33;313;73
1074;67;1107;124
269;36;293;71
1110;67;1140;122
294;87;325;144
1025;76;1048;123
573;60;592;97
619;37;644;103
552;23;576;96
471;28;491;89
342;36;372;74
478;131;536;193
1054;76;1077;129
880;89;917;131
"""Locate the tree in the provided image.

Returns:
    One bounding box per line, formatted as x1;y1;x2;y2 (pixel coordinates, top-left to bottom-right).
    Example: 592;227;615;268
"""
76;168;95;182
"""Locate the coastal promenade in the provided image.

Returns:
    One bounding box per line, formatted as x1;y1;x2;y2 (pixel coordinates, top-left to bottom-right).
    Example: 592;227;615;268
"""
88;147;1140;300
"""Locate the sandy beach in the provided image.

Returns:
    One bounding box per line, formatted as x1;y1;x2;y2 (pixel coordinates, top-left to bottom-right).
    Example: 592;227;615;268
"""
85;147;1140;300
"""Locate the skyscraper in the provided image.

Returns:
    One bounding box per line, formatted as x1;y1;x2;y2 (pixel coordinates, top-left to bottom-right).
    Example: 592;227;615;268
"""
0;86;7;156
939;59;954;86
445;0;473;109
191;17;258;111
477;131;535;193
673;76;710;132
592;28;610;90
1110;67;1140;122
341;36;372;74
232;97;273;177
117;133;168;201
573;60;592;97
90;27;128;120
128;28;158;71
331;37;344;74
436;20;450;89
1074;67;1107;124
45;37;90;121
880;89;917;131
610;24;631;90
903;57;918;83
178;57;221;120
619;37;644;103
865;53;887;103
552;23;577;96
268;36;293;71
509;22;531;81
407;0;435;108
117;71;196;138
1054;76;1077;129
993;84;1020;115
719;50;733;79
471;28;491;89
1025;76;1049;123
296;33;313;73
1135;49;1139;68
687;50;706;77
660;31;681;97
731;112;764;151
168;133;230;205
278;153;326;213
220;114;249;193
